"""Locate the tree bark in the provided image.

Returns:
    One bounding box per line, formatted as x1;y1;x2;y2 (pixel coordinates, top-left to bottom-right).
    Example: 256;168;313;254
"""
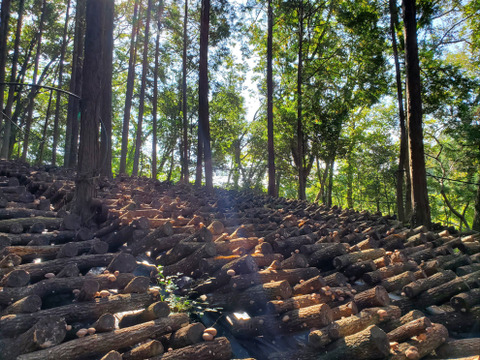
297;2;305;200
267;0;276;197
99;0;114;177
132;0;152;176
198;0;212;191
403;0;431;228
119;0;140;174
74;0;108;223
64;0;86;168
36;90;54;164
0;0;11;133
51;0;71;166
473;165;480;231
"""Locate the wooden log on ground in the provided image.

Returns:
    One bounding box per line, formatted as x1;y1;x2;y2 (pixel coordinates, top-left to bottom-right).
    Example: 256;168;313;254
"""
333;248;386;270
386;316;432;342
0;269;30;287
308;328;331;349
381;309;425;333
16;314;189;360
0;292;155;338
0;217;63;233
433;338;480;359
0;316;66;360
92;313;116;332
390;323;448;360
292;275;326;295
456;263;480;276
450;288;480;312
353;285;390;310
100;350;122;360
2;243;79;262
149;336;231;360
215;237;259;254
267;292;337;314
123;340;164;360
77;279;99;301
328;305;401;339
280;253;309;269
272;234;316;256
402;270;456;298
343;260;377;279
1;294;42;315
126;223;179;256
162;243;216;277
157;241;206;266
427;309;480;333
0;254;116;282
169;322;205;349
308;243;348;268
324;272;348;287
280;303;333;333
381;271;416;293
331;301;358;320
119;301;170;328
0;254;21;268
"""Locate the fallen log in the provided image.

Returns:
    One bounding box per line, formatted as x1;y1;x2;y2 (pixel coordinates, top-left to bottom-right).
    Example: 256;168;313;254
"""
280;303;333;332
162;243;216;277
267;292;337;314
0;217;63;233
123;339;164;360
1;294;42;315
16;313;189;360
381;309;425;333
333;248;386;270
386;316;432;342
169;322;205;349
433;338;480;359
450;288;480;312
308;243;348;268
119;301;170;328
353;285;390;310
149;336;231;360
427;309;480;333
0;269;30;287
402;270;456;298
292;275;326;296
381;271;416;293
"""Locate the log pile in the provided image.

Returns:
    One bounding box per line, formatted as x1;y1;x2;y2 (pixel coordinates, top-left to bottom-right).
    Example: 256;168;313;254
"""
0;160;479;359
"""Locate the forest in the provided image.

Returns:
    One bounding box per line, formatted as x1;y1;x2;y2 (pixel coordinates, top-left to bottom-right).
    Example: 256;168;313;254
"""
0;0;478;230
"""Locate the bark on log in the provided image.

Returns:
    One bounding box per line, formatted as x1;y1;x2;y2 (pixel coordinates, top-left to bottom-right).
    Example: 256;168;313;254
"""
280;303;333;332
123;339;164;360
125;223;174;255
450;288;480;312
0;217;63;232
433;338;480;359
381;271;416;293
390;323;448;360
169;322;205;349
308;328;331;349
386;316;432;342
324;272;349;287
333;248;386;270
292;275;326;295
353;285;390;310
0;316;66;360
280;253;309;269
0;254;21;268
308;243;348;268
402;270;456;298
92;313;116;332
149;336;231;360
16;314;189;360
0;269;30;287
343;260;377;279
381;309;425;333
363;262;418;285
427;309;480;333
162;243;216;277
267;292;337;314
215;237;259;254
100;350;122;360
119;301;170;328
1;294;42;315
0;292;155;337
331;301;358;320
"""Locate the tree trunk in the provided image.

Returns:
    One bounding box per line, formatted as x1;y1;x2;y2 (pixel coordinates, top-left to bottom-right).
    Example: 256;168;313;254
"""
0;0;11;133
132;0;152;177
1;0;24;159
267;0;276;197
36;89;54;165
119;0;140;174
403;0;431;228
198;0;212;191
51;0;71;166
152;32;159;179
64;0;86;168
99;0;114;177
21;0;47;162
181;0;189;182
297;2;305;200
472;166;480;231
389;0;407;223
75;0;109;223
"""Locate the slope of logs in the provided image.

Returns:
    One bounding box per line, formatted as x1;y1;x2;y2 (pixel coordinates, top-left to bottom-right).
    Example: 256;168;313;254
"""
0;160;479;360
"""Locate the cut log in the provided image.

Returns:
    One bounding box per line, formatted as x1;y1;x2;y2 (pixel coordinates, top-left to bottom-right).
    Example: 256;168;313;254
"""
0;269;30;287
158;241;206;266
0;254;21;268
267;292;337;314
402;270;456;298
308;328;331;349
122;276;150;294
162;243;216;277
123;339;164;360
0;316;66;360
328;305;401;339
0;292;155;338
77;279;99;302
280;303;333;332
381;271;416;293
324;272;348;287
16;314;189;360
333;248;386;270
280;253;309;269
353;285;390;310
1;295;42;315
169;322;205;349
107;252;138;274
100;350;122;360
127;223;176;256
390;323;448;360
308;243;348;268
343;259;376;279
386;316;432;342
119;301;170;328
428;309;480;333
331;301;358;320
0;217;63;233
434;338;480;359
92;313;116;333
148;336;231;360
215;237;259;254
450;288;480;312
381;309;425;333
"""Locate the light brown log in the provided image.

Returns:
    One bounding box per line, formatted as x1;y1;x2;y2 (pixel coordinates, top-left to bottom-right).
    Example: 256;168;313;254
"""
386;316;432;342
381;271;416;293
308;328;331;349
169;322;205;349
119;301;170;328
0;292;155;338
331;301;358;320
149;336;231;360
267;292;336;314
16;314;189;360
381;309;425;333
402;270;456;298
333;248;386;270
280;303;333;332
215;237;259;254
123;340;164;360
293;275;326;295
353;285;390;310
390;323;448;360
100;350;122;360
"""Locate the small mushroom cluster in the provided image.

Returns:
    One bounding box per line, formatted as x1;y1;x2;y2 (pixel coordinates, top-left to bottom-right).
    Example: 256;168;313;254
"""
202;327;217;341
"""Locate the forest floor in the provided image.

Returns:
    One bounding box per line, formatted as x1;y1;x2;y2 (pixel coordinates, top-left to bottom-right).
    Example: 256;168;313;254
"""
0;160;479;360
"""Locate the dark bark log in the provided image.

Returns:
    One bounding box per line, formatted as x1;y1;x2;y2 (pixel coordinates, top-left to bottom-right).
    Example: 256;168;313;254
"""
123;339;164;360
333;248;386;270
353;285;390;310
1;294;41;315
0;217;62;232
149;336;231;360
381;309;425;333
434;338;480;359
401;270;456;298
390;323;447;360
162;242;216;277
16;314;189;360
450;288;480;312
169;322;205;349
92;312;116;332
127;223;174;256
308;243;348;268
0;269;30;287
119;301;170;328
380;271;416;293
266;0;275;197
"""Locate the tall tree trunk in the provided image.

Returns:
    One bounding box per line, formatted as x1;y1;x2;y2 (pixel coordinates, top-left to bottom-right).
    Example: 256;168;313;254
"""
132;0;152;177
327;159;334;207
181;0;189;182
346;148;354;209
75;0;110;224
473;176;480;231
267;0;276;197
99;0;113;177
389;0;407;223
51;0;71;166
0;0;11;133
152;32;159;179
297;2;305;200
64;0;86;168
37;89;54;165
1;0;23;159
21;0;47;162
119;0;141;174
403;0;431;228
198;0;212;191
